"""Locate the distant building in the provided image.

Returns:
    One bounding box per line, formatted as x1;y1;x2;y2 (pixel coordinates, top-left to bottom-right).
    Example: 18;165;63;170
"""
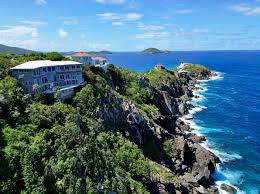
10;60;85;99
155;63;165;70
91;57;108;66
178;70;189;77
68;52;92;66
178;63;192;69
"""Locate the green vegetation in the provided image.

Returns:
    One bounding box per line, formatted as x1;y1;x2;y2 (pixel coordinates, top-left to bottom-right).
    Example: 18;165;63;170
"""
142;48;170;54
182;64;210;74
87;51;112;54
0;44;34;55
145;68;177;89
0;54;180;193
163;139;177;158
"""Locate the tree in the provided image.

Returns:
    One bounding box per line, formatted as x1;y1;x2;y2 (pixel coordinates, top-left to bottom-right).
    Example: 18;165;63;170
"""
45;52;64;61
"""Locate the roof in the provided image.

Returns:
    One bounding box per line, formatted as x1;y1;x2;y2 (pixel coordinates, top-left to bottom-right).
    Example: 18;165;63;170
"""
178;70;188;73
70;52;91;57
11;60;82;70
91;57;107;61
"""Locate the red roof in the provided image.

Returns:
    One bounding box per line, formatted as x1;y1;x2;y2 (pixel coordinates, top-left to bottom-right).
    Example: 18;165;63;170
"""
70;52;91;57
92;57;107;61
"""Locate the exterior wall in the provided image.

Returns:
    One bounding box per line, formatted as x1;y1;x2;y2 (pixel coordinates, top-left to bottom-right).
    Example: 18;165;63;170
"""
91;59;107;66
71;56;92;65
60;88;74;100
11;64;84;95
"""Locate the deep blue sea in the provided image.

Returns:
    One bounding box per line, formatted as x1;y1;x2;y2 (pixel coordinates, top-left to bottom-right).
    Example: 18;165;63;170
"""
105;51;260;193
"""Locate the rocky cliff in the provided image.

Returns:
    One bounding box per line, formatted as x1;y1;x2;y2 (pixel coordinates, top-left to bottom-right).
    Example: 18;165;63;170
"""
84;64;220;193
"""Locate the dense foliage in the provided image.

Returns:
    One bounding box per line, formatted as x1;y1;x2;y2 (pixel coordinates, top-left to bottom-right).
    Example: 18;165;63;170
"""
0;44;34;55
182;64;210;74
0;55;180;193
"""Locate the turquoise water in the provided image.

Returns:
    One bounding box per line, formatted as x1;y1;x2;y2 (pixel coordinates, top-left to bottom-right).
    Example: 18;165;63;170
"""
106;51;260;193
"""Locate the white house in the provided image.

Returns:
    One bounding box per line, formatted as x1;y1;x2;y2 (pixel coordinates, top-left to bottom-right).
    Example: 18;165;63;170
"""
68;52;92;66
91;57;108;66
10;60;85;99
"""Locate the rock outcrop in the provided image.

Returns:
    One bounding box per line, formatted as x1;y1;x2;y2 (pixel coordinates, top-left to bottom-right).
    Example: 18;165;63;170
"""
220;183;237;194
91;64;220;193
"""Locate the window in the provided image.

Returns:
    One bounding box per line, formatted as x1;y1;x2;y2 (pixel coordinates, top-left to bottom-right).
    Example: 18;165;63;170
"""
60;75;65;79
77;65;80;68
65;66;69;70
48;67;51;72
60;66;64;71
43;68;47;72
42;77;48;83
72;65;75;69
52;67;55;71
66;74;70;79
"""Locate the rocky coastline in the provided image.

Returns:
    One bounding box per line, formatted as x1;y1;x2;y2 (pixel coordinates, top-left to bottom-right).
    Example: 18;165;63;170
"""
91;64;228;193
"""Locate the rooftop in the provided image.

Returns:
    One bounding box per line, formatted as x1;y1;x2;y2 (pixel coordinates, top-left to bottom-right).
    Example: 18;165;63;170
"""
91;56;107;61
70;52;91;57
11;60;82;70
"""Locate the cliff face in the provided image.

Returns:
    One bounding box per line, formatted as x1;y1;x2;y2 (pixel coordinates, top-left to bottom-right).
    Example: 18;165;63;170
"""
86;65;220;193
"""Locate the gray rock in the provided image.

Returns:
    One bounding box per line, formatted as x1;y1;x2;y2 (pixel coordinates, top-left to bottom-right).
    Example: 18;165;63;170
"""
220;183;237;194
138;76;149;88
189;134;206;143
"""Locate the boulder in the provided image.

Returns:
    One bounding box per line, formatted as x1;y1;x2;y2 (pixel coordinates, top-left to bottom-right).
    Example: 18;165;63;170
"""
192;144;220;173
138;76;149;88
188;134;206;143
178;102;188;115
192;162;211;186
220;183;237;194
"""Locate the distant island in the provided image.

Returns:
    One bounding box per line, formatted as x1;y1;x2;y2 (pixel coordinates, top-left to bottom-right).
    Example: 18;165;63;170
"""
87;50;112;54
142;48;171;54
0;44;36;55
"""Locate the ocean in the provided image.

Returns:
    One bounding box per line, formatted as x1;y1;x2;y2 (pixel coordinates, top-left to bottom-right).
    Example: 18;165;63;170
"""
105;51;260;193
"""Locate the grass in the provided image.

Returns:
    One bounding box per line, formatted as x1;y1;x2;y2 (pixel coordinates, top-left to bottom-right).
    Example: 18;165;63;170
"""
182;64;210;74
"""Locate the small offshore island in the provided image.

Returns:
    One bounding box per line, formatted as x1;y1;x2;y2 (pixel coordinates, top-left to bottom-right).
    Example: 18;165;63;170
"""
142;48;171;54
0;53;234;193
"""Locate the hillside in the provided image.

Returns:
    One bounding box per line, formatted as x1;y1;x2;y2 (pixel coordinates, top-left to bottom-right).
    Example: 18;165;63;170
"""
0;44;35;55
142;48;171;54
0;54;220;194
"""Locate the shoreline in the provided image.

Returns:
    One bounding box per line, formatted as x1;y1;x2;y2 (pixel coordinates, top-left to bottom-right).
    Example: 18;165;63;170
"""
180;71;244;193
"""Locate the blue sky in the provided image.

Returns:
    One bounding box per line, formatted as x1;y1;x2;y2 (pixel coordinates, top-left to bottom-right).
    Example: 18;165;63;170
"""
0;0;260;51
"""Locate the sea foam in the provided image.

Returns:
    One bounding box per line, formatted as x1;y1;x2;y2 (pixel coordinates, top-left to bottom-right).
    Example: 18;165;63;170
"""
181;71;246;193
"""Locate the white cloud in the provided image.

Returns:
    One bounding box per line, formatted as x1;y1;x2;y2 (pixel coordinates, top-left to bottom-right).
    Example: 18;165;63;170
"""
112;22;125;26
79;41;111;50
98;13;122;21
136;22;169;39
98;12;142;21
230;3;260;16
94;0;126;4
58;28;68;39
20;20;47;27
35;0;47;6
137;23;165;31
58;17;79;26
0;25;39;49
125;13;143;21
245;7;260;15
229;4;251;12
136;31;170;39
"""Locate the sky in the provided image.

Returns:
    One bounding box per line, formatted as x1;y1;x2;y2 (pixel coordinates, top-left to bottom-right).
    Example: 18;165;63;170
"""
0;0;260;52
